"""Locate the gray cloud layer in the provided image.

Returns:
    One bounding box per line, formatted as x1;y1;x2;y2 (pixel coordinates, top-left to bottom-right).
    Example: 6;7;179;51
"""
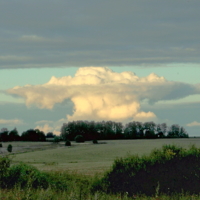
1;0;200;69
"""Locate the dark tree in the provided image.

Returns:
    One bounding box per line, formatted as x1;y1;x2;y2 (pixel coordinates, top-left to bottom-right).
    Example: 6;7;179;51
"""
60;120;189;140
167;124;189;138
93;139;98;144
46;132;54;138
65;140;71;146
0;128;9;142
53;136;60;143
75;135;85;143
21;129;46;141
8;128;20;141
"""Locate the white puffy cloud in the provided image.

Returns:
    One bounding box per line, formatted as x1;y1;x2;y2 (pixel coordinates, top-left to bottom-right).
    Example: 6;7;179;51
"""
35;124;52;133
186;121;200;127
0;119;23;125
7;67;200;123
34;118;66;135
134;112;157;123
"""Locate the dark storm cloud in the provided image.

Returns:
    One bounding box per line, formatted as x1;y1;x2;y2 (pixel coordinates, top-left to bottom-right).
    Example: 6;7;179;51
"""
1;0;200;69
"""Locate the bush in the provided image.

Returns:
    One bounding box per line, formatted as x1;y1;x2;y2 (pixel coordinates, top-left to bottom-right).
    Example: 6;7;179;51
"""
53;136;60;143
6;163;49;189
74;135;85;143
0;156;11;187
65;140;71;146
7;144;12;153
93;145;200;196
1;162;68;190
93;139;98;144
0;143;2;147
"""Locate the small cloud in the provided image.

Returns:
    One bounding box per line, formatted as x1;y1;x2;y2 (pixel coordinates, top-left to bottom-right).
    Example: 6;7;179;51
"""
134;112;157;122
186;121;200;127
35;124;53;134
35;120;54;125
20;35;46;42
0;119;23;125
34;118;66;135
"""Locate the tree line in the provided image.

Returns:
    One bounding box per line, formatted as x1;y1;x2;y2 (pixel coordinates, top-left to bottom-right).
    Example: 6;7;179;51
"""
0;128;47;142
60;120;189;141
0;120;188;142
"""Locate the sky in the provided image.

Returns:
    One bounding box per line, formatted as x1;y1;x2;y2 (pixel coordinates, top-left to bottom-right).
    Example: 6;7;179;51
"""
0;0;200;136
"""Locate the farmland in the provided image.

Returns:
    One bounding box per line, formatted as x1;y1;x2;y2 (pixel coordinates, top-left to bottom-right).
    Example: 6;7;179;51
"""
2;138;200;175
2;138;200;199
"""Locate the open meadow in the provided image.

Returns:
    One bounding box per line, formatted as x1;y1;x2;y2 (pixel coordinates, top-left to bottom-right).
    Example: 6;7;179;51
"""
2;138;200;175
2;138;200;199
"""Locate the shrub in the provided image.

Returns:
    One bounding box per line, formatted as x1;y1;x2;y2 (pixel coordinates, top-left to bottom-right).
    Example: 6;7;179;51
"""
93;139;98;144
53;136;60;143
65;140;71;146
0;143;2;147
75;135;85;143
7;144;12;153
93;145;200;196
0;156;11;188
6;163;49;189
2;162;68;190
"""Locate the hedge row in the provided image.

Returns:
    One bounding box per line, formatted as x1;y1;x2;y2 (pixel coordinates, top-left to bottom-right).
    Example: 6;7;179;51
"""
92;145;200;196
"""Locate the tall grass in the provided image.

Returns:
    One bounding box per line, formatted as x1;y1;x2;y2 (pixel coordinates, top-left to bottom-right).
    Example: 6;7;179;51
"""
1;187;200;200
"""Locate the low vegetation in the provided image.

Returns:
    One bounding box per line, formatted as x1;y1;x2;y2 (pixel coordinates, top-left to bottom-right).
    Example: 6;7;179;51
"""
93;144;200;196
1;144;200;199
65;140;71;146
93;139;98;144
75;135;85;143
7;144;12;153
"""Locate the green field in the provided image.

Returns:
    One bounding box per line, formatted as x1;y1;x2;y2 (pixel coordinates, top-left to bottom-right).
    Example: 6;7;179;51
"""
5;138;200;175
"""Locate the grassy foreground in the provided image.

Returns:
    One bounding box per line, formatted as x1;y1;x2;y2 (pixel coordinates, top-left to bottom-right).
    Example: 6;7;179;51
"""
1;188;200;200
1;143;200;199
7;138;200;174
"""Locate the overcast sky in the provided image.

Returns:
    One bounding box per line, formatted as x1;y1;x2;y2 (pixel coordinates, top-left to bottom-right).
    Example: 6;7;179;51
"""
0;0;200;136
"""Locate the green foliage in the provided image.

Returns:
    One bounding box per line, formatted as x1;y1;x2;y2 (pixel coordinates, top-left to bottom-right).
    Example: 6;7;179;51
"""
46;132;54;138
0;143;2;147
0;128;9;142
7;144;12;153
75;135;85;143
93;139;98;144
8;128;20;141
3;163;68;190
1;186;200;200
94;145;200;196
65;140;71;146
167;124;189;138
2;154;200;199
61;120;188;141
0;156;11;187
61;120;124;141
21;129;46;141
53;136;60;143
6;163;49;189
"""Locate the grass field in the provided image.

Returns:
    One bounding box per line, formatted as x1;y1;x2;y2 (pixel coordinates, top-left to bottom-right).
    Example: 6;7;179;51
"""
2;138;200;199
2;138;200;175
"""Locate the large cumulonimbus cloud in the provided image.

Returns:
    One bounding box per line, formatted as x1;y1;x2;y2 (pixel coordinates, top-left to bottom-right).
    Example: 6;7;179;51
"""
6;67;200;122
